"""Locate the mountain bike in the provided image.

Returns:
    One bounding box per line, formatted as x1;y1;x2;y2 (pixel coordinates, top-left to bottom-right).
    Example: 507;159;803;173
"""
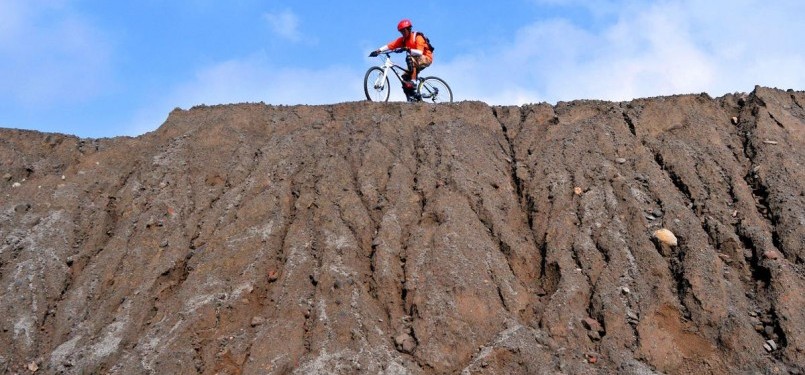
364;49;453;103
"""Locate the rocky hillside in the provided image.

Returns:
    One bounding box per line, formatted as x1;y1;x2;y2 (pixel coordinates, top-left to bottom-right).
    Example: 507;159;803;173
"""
1;86;803;374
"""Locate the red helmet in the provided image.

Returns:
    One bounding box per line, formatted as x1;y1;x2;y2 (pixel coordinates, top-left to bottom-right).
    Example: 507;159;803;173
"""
397;19;412;31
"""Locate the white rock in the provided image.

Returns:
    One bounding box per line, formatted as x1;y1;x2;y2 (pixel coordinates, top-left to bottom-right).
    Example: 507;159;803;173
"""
653;228;678;246
763;250;781;260
250;316;266;327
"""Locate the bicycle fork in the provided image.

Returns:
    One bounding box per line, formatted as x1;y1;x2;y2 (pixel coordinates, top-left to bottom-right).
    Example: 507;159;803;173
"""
374;69;388;89
375;59;394;89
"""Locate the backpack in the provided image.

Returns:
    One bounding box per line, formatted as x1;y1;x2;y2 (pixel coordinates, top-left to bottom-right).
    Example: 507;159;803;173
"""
414;31;435;52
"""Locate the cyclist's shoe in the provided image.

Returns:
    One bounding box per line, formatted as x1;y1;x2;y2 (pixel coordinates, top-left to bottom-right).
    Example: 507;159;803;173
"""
402;83;414;96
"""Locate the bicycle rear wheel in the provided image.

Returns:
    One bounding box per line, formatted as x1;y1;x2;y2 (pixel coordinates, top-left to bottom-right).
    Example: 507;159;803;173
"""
364;67;390;102
417;76;452;103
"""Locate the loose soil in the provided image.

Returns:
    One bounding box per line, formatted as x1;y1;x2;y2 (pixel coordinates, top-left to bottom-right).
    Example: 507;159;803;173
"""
1;86;803;374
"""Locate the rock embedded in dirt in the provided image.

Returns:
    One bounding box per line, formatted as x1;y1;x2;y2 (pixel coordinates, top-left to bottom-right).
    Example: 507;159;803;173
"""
653;228;678;246
582;317;604;333
250;316;265;327
763;250;782;260
267;270;279;282
394;333;417;354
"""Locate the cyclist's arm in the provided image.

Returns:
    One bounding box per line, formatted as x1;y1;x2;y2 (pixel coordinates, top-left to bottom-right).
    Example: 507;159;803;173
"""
381;36;405;52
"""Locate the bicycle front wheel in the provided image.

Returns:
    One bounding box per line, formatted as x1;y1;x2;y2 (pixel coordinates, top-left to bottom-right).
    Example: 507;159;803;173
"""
364;67;390;102
418;76;453;103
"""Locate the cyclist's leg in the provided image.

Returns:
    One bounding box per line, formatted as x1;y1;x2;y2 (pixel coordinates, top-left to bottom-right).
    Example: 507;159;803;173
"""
401;71;414;90
401;60;416;98
409;55;431;80
406;56;431;101
416;55;432;76
405;55;419;81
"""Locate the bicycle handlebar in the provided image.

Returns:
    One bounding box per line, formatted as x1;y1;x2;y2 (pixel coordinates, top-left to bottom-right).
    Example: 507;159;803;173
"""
369;48;409;57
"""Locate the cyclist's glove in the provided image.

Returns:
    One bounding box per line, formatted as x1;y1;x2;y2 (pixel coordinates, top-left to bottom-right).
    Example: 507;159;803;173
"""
369;50;380;57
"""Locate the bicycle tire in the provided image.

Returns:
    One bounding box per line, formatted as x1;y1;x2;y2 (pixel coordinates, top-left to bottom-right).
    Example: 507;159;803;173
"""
417;76;452;103
364;67;390;102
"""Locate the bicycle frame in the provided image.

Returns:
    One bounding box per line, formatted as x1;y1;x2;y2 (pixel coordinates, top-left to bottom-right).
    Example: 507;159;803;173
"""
372;51;410;90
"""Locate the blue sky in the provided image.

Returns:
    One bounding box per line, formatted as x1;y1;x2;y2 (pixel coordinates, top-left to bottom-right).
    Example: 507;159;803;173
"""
1;1;803;138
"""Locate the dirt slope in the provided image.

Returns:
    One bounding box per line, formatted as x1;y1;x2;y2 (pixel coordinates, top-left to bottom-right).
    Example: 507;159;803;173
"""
1;86;803;374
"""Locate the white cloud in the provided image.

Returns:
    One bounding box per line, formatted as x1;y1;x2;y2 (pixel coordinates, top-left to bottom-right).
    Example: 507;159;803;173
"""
442;0;805;104
0;1;25;41
124;55;366;135
263;9;304;43
0;1;113;108
173;57;364;106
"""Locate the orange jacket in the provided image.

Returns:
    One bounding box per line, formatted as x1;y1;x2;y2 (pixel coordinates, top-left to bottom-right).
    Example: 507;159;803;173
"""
386;32;433;60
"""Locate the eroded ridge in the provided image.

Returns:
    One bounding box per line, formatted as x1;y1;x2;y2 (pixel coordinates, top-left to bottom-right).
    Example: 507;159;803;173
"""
0;87;802;374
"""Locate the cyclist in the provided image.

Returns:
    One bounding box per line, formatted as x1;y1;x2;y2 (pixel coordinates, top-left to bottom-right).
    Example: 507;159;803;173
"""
370;19;433;99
